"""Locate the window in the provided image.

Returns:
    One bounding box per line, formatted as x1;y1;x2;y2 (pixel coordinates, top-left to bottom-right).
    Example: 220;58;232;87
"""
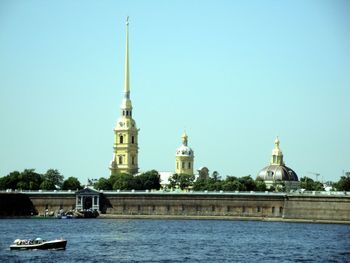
257;207;261;213
279;207;283;214
93;196;98;206
182;162;185;169
242;206;246;213
272;207;275;214
132;136;135;144
132;156;135;165
120;135;124;144
126;111;129;116
77;197;81;205
177;162;179;169
119;156;123;164
188;162;191;169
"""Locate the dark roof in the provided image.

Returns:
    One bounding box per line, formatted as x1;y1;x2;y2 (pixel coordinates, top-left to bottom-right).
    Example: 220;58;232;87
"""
76;187;100;195
257;164;298;182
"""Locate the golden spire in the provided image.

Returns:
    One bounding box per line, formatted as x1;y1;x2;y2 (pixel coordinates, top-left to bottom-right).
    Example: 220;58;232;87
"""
182;131;188;146
121;16;132;110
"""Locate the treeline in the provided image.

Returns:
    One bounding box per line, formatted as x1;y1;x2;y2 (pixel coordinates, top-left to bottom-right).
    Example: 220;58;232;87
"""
93;170;161;190
300;173;350;191
1;169;349;192
0;169;82;190
168;172;268;191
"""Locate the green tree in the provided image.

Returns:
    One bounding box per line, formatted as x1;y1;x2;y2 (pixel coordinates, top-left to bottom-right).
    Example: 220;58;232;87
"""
112;173;135;190
238;175;256;191
94;177;112;190
168;173;195;190
135;170;161;190
62;177;82;190
40;169;64;190
0;171;21;190
335;173;350;191
222;176;245;191
255;179;267;191
17;169;43;190
192;177;209;191
300;176;323;191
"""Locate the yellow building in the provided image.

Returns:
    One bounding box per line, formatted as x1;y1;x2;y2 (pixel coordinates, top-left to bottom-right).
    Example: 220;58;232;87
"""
175;132;194;175
109;18;139;175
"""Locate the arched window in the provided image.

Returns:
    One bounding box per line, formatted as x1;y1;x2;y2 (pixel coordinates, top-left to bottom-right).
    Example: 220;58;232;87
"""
120;135;123;144
132;136;135;144
119;156;123;164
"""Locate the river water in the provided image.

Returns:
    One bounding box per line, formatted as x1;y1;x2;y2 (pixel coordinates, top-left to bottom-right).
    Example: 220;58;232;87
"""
0;219;349;262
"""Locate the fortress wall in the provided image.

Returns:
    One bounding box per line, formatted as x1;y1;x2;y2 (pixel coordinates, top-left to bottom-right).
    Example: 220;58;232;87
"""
2;192;350;222
283;194;350;221
103;193;285;218
28;193;75;215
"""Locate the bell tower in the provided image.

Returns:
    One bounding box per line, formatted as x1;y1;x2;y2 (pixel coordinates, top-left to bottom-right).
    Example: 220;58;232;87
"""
109;17;139;175
175;132;194;175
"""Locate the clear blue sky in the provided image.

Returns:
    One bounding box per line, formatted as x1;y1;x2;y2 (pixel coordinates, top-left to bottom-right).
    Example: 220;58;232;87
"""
0;0;349;184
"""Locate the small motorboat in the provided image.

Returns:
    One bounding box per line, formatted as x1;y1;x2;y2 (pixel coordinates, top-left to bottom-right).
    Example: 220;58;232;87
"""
10;238;67;250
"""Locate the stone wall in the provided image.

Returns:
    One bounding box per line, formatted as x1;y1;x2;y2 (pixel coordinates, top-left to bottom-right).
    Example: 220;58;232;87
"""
2;191;350;222
103;193;285;218
28;192;75;215
283;194;350;222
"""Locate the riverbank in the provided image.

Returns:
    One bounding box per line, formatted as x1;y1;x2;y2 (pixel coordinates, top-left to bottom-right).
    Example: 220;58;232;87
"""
98;214;350;225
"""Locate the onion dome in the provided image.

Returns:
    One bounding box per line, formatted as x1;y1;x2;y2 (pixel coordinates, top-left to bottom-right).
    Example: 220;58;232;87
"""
176;132;194;157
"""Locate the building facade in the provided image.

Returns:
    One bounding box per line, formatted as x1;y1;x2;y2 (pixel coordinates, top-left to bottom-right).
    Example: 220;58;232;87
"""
109;18;139;175
175;132;194;175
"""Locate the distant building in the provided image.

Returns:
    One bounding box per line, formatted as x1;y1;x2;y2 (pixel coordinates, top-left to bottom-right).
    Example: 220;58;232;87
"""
197;167;209;180
257;137;299;190
175;132;194;175
158;171;174;189
109;18;139;175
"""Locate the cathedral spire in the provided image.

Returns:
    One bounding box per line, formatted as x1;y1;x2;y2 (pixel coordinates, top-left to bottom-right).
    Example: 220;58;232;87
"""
110;18;139;176
121;16;132;110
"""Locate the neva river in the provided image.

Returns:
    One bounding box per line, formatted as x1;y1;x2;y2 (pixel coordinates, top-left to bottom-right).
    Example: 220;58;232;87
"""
0;219;349;263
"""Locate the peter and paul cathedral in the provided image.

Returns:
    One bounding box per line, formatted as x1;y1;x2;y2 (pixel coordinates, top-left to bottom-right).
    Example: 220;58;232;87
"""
109;17;139;175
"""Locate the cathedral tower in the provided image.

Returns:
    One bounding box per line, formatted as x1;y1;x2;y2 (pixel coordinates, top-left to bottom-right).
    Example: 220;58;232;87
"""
109;17;139;175
270;137;284;165
175;132;194;175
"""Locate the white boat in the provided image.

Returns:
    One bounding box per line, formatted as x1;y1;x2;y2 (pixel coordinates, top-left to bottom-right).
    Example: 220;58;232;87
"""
10;238;67;250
